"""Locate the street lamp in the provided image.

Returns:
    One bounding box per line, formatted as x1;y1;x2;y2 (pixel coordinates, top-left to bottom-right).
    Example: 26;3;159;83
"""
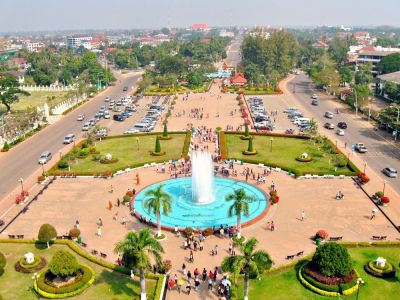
41;164;45;176
383;180;387;196
354;88;358;117
136;137;139;151
270;137;274;152
363;162;367;174
356;277;365;300
18;178;24;193
59;151;62;160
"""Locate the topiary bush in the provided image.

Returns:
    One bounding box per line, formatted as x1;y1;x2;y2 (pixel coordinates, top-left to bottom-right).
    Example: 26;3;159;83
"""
0;251;5;275
311;242;353;277
202;228;214;237
315;230;329;240
58;160;69;169
49;250;80;278
38;224;57;247
184;227;194;237
364;260;396;278
2;142;10;152
69;228;81;238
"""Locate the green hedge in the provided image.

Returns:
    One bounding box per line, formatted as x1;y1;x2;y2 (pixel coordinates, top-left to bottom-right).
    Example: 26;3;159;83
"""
34;265;95;298
301;268;340;293
0;252;5;270
19;256;42;269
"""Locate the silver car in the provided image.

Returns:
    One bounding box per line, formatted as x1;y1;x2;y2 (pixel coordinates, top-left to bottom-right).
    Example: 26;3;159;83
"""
383;167;398;178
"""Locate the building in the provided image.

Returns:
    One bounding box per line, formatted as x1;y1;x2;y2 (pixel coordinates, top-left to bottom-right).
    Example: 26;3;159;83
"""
230;73;248;86
0;36;12;52
192;24;209;31
23;41;45;52
219;30;234;38
67;36;93;49
312;40;329;50
353;31;376;45
356;48;400;74
376;71;400;100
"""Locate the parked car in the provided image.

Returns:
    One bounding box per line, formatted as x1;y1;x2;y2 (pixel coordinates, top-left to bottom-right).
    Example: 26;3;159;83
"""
63;133;75;144
311;94;318;99
82;122;91;131
336;129;345;136
113;114;126;121
355;143;368;153
76;114;85;121
383;167;398;178
38;151;52;164
338;122;347;129
123;86;128;91
324;111;334;119
311;99;318;106
324;123;335;129
103;111;110;119
124;129;140;134
105;96;110;102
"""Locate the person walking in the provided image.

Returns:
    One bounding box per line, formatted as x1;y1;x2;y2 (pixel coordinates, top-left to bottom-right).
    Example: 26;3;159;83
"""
208;278;213;290
121;216;126;225
186;283;191;295
187;270;192;282
199;240;204;251
194;277;200;291
75;220;80;229
202;268;207;281
182;263;187;275
214;244;219;255
271;221;275;231
189;250;194;263
371;208;377;220
98;217;103;226
300;211;306;221
97;226;102;237
117;198;120;207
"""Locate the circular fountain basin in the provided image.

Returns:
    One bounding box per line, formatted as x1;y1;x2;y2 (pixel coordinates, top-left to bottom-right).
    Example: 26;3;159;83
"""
133;177;268;230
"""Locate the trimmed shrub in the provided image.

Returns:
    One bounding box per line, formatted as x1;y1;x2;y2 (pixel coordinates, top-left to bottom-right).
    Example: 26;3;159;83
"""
316;230;329;240
69;228;81;238
2;142;10;152
184;227;194;237
49;250;80;278
311;242;353;277
123;194;131;203
301;269;340;292
38;224;57;245
358;172;370;183
58;160;69;169
202;228;214;237
154;136;161;153
219;132;228;159
380;196;390;204
297;266;340;297
375;191;384;198
0;252;6;270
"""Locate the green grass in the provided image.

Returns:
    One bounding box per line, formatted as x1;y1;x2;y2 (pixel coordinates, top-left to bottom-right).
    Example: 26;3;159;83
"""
55;133;187;174
225;133;353;176
0;91;73;112
234;246;400;300
0;243;157;300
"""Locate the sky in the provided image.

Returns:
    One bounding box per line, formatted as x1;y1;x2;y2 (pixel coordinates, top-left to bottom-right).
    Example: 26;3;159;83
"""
1;0;399;32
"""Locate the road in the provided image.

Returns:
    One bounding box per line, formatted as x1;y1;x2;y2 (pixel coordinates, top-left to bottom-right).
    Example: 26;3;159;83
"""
290;74;400;193
0;71;142;202
225;35;242;68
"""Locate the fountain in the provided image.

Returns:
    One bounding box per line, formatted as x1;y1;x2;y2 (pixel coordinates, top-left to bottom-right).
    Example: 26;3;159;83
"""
191;151;214;204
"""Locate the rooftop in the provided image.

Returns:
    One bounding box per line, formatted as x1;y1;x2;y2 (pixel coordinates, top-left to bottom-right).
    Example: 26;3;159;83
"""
378;71;400;85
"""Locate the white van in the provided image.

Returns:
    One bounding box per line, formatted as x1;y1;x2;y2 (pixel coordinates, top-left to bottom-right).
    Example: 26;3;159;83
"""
134;123;150;132
63;134;75;144
293;118;310;125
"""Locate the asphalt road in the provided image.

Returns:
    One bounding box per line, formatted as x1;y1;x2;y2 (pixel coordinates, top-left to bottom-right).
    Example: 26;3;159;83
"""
0;71;141;201
225;36;242;67
290;73;400;193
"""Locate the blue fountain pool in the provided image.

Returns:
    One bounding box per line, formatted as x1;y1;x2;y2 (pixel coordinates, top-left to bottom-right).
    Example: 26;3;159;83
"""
133;177;268;230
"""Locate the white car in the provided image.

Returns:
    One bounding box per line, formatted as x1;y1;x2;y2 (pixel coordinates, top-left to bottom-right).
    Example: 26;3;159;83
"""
82;122;91;131
103;111;110;119
76;114;85;121
336;129;345;136
124;129;140;134
105;96;110;102
312;94;318;99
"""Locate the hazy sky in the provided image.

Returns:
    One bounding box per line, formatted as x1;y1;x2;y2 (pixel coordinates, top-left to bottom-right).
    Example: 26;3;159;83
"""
1;0;399;32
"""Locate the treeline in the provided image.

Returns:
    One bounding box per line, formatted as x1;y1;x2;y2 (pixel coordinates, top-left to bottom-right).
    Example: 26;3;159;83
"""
25;48;115;86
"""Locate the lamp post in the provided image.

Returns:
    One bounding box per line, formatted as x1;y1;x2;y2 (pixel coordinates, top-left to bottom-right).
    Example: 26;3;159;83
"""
356;277;364;300
363;162;367;174
136;137;139;151
270;137;274;152
18;178;24;193
59;151;62;160
41;163;45;176
354;88;358;117
383;180;387;196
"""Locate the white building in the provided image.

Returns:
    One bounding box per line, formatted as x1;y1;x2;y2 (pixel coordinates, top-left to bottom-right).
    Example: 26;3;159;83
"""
23;42;45;52
67;36;93;49
219;30;234;38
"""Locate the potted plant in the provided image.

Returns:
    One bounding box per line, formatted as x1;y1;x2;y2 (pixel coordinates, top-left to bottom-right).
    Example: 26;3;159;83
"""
69;228;81;239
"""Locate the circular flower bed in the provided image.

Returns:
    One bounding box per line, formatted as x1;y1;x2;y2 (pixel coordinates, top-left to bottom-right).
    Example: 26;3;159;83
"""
15;256;47;273
150;151;166;156
296;156;313;162
34;265;95;298
364;260;396;278
100;158;119;164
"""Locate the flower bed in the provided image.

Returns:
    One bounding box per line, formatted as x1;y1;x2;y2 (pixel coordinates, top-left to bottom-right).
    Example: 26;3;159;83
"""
295;156;313;162
242;150;257;155
15;256;47;273
315;230;329;240
99;158;119;164
364;260;396;278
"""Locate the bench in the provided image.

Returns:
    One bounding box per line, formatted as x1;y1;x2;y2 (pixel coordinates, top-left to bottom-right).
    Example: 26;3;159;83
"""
286;255;295;260
329;236;343;241
91;249;98;255
296;251;304;257
380;236;387;240
63;235;72;240
8;234;16;239
56;236;63;240
372;235;386;240
100;252;107;258
17;234;24;239
81;242;87;248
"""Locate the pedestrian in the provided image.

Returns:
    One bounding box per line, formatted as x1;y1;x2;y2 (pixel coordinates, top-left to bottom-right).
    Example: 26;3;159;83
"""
177;282;182;293
271;221;275;231
75;220;80;229
194;277;200;291
113;212;118;220
117;198;120;207
187;270;192;281
121;216;126;225
110;184;113;193
184;240;188;250
228;243;232;254
214;244;218;255
189;250;194;263
209;270;213;281
98;217;103;226
182;263;187;275
300;211;306;221
271;181;276;191
208;278;213;290
194;268;199;277
266;221;270;231
202;268;207;281
371;209;377;220
174;274;178;284
97;226;102;237
199;240;204;251
213;268;217;281
186;283;191;295
193;240;198;251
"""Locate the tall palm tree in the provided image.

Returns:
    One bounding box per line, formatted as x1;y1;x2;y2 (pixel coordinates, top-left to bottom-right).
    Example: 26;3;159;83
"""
144;184;172;237
221;237;272;300
114;228;164;300
225;188;255;238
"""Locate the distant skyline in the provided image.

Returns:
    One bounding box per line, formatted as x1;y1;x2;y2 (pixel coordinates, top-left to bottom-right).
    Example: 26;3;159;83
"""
1;0;399;32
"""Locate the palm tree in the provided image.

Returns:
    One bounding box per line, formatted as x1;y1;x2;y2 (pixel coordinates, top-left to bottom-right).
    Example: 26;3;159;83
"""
221;237;272;300
225;188;255;238
144;184;172;237
114;228;164;300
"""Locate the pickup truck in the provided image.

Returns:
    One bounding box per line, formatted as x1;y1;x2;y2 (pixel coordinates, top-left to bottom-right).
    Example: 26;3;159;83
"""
355;143;368;153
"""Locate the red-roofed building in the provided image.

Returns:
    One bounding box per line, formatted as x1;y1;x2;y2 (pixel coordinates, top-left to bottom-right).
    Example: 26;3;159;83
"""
312;40;329;50
231;73;248;86
192;23;209;31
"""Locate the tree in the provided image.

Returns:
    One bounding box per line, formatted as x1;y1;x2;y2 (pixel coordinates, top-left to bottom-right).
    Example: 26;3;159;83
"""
243;63;262;84
187;70;203;88
38;223;57;248
338;66;354;86
328;37;350;65
247;138;254;152
384;81;400;100
225;189;255;238
144;184;172;237
377;53;400;74
0;73;30;112
306;118;318;136
162;123;169;137
49;250;80;278
154;136;161;153
313;67;340;94
221;237;272;300
311;242;353;277
355;63;372;84
376;36;397;48
244;123;249;137
347;84;373;108
114;229;164;300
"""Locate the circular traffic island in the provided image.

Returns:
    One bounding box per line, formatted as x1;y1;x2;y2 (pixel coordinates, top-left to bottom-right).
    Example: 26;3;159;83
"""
364;259;396;278
34;250;95;299
298;243;359;297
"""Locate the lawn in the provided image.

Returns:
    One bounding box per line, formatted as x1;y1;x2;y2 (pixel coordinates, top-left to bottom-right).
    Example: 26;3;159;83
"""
2;90;73;112
0;242;157;300
52;133;189;174
224;133;355;176
235;246;400;300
